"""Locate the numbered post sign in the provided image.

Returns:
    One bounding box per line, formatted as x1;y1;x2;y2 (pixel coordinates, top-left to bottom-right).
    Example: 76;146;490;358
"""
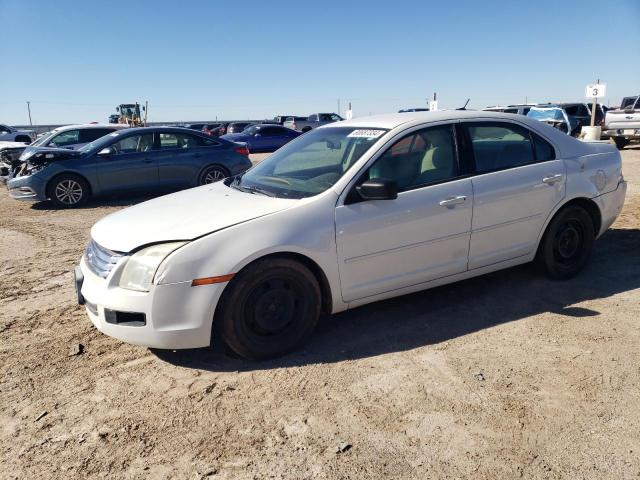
429;100;438;111
585;84;606;98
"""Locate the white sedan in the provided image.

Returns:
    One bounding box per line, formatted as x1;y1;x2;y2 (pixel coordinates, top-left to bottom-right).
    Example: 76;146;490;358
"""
75;111;627;359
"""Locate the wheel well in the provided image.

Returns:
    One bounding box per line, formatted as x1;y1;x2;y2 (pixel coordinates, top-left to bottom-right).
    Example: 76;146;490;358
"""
46;172;92;198
239;252;333;315
555;198;602;236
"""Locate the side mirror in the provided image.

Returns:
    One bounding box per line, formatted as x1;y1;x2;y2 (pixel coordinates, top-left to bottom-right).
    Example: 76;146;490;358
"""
98;147;113;156
356;178;398;201
624;106;635;114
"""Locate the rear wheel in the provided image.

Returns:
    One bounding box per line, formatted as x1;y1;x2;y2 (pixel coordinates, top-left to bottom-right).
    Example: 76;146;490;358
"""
535;206;595;280
48;174;90;208
613;137;629;150
215;258;321;360
199;165;228;185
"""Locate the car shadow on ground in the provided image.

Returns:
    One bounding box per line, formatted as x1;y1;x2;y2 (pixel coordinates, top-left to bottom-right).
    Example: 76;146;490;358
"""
154;227;640;372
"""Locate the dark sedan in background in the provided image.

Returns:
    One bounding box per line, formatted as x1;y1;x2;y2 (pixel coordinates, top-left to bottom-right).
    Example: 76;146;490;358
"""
6;127;252;207
221;124;300;153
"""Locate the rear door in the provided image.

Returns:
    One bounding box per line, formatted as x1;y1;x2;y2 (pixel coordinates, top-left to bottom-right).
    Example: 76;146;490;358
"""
461;121;564;270
156;131;219;188
94;132;158;192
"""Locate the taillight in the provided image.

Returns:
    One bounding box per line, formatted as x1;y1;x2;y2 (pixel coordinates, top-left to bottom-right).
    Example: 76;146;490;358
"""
234;146;250;155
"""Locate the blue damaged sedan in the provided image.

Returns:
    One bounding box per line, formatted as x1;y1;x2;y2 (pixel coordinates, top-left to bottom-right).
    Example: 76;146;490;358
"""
6;126;252;207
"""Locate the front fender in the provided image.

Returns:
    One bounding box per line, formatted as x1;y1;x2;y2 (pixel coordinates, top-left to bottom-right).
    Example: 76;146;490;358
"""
155;191;347;314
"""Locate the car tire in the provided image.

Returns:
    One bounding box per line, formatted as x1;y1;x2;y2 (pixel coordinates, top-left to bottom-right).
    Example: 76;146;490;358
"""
613;137;629;150
215;258;321;360
535;205;595;280
47;173;90;208
199;165;229;185
302;127;312;133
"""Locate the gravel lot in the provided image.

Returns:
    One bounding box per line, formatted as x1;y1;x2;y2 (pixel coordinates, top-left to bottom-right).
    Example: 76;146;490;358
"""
1;147;639;479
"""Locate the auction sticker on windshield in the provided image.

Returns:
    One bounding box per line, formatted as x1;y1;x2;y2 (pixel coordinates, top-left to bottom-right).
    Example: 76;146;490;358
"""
347;129;385;139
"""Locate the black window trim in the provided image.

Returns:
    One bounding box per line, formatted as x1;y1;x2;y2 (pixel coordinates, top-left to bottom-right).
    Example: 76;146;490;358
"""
344;123;471;204
460;120;557;176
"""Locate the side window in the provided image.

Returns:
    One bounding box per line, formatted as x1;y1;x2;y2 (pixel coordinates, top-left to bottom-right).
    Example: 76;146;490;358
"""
309;114;318;121
366;125;458;190
261;127;281;136
330;114;341;121
503;108;518;114
111;133;154;154
0;125;11;134
50;130;80;147
159;133;202;149
532;133;556;161
79;129;113;143
319;114;331;121
466;123;535;172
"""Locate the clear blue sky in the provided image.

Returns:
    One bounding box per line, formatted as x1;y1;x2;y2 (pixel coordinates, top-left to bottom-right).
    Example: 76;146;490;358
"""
1;0;639;125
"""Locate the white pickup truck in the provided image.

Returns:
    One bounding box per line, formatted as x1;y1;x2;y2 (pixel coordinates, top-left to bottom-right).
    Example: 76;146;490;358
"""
603;95;640;149
283;113;343;132
0;124;36;143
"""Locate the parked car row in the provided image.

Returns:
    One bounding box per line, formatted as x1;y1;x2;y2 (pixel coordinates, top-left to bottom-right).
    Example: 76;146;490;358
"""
484;102;608;137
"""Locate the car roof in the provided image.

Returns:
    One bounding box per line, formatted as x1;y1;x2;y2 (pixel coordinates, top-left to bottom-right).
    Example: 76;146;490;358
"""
329;110;549;130
51;123;129;132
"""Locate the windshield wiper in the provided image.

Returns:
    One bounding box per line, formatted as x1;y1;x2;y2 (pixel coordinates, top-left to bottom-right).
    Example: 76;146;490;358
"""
229;183;276;197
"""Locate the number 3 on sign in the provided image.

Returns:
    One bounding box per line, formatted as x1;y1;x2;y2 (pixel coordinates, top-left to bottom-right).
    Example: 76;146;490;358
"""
585;84;606;98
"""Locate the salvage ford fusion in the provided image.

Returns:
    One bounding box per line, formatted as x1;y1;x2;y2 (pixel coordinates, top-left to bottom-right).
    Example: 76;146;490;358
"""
75;111;627;359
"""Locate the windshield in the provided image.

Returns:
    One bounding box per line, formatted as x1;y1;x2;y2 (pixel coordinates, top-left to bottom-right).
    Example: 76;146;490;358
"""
527;108;565;122
227;126;388;199
78;131;121;153
31;130;57;147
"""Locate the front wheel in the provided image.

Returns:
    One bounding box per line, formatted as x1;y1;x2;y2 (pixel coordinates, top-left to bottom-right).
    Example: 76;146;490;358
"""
48;174;90;208
215;258;321;360
535;206;595;280
199;165;228;185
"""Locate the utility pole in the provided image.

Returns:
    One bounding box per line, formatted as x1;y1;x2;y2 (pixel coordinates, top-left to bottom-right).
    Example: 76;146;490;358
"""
26;101;33;126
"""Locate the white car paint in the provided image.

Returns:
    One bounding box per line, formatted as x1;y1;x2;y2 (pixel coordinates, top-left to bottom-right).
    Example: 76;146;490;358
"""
77;110;627;350
0;124;35;142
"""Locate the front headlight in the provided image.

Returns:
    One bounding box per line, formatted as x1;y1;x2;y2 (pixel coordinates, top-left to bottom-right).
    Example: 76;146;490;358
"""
119;242;186;292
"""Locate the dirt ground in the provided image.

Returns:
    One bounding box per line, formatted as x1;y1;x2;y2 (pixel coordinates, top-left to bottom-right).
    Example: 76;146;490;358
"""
1;147;639;480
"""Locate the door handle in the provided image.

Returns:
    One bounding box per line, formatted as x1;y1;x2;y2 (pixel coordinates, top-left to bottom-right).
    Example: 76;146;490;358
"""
542;174;563;185
439;195;467;207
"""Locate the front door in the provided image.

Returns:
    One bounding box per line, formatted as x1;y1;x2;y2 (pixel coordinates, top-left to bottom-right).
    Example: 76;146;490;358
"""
95;132;158;193
461;121;565;270
335;124;473;302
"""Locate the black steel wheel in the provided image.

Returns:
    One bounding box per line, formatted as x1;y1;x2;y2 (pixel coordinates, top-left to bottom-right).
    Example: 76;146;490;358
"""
536;205;595;279
613;137;629;150
215;258;321;360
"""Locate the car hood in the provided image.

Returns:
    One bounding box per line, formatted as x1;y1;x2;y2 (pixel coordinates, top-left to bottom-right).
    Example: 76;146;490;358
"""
91;181;298;252
0;141;29;150
20;145;81;163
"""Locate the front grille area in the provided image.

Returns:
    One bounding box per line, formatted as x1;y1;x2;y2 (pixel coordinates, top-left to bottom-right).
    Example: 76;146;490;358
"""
84;240;123;278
